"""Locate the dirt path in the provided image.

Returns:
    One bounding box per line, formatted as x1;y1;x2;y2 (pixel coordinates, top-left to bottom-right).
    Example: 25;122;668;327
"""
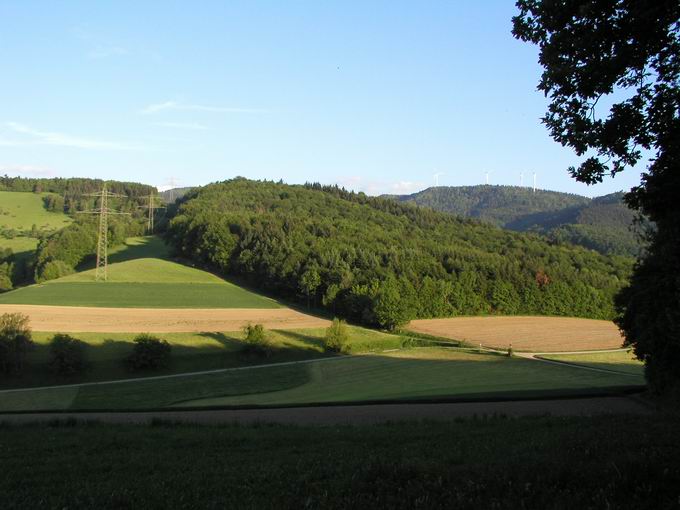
409;316;624;352
0;304;329;333
0;396;652;425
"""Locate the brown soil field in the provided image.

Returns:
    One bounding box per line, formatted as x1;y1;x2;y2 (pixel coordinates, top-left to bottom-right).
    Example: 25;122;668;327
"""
0;305;329;333
408;316;625;352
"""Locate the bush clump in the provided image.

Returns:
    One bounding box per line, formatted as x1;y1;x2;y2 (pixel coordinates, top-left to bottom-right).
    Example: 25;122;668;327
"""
241;323;273;358
49;334;89;376
0;312;33;375
125;334;172;371
323;318;350;353
36;260;74;283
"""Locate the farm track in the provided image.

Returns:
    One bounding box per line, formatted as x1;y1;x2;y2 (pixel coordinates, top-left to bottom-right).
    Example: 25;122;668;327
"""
0;304;329;333
409;316;624;352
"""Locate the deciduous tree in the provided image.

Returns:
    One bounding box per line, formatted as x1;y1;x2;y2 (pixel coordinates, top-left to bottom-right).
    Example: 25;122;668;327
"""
513;0;680;392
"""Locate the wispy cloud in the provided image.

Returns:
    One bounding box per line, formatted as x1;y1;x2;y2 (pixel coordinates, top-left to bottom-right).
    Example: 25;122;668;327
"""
337;176;426;196
153;121;208;131
0;164;57;177
5;122;134;150
141;101;268;115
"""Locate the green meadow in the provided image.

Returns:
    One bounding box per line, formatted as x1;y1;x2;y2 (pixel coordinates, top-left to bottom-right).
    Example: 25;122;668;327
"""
0;236;281;308
0;347;643;412
540;350;644;376
0;191;71;232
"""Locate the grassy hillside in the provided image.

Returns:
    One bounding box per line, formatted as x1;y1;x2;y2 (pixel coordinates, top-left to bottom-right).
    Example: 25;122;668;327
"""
167;179;632;327
0;236;280;308
391;186;642;257
0;190;71;232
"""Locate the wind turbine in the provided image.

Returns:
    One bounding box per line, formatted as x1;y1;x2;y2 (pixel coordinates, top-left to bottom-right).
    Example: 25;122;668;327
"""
533;172;537;193
433;171;445;187
485;171;493;185
520;172;524;187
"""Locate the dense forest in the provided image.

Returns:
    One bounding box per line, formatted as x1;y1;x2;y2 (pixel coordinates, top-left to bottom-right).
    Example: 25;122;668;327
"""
166;179;632;329
391;185;644;257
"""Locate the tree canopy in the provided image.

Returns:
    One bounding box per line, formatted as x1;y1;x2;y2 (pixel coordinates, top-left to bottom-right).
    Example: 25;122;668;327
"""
166;178;631;329
513;0;680;393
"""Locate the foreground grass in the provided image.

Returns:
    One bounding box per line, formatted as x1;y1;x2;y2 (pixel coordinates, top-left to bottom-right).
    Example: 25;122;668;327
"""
540;350;644;376
0;413;677;509
0;347;643;411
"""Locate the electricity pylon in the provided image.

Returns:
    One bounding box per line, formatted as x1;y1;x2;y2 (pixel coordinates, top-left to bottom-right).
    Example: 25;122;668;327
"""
78;183;129;281
139;192;166;234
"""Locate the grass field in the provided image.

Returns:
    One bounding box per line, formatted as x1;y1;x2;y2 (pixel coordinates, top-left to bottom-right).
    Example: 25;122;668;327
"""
0;346;643;411
0;281;282;308
0;236;281;308
0;326;402;392
409;316;624;352
540;350;644;376
2;414;678;509
0;190;71;231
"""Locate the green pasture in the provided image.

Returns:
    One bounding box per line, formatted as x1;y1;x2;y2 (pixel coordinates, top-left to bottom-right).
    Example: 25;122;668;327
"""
0;281;281;308
177;348;643;408
0;191;71;231
0;346;643;411
0;236;281;308
58;258;224;283
540;350;644;376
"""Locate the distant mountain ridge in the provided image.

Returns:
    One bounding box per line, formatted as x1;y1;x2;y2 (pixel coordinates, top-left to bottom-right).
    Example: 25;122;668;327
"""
389;185;643;257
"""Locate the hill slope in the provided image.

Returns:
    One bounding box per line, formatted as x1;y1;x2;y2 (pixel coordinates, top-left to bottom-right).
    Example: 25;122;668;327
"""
391;186;642;257
166;179;632;327
0;190;72;233
0;236;280;308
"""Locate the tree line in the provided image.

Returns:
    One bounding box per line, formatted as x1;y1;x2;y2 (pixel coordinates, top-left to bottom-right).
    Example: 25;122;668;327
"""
166;178;632;329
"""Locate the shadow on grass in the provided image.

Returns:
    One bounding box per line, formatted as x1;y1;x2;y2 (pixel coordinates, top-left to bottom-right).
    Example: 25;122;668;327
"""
0;333;329;392
272;329;326;351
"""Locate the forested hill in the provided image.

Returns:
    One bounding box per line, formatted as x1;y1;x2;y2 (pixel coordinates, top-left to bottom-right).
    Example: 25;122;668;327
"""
390;185;642;257
166;179;632;329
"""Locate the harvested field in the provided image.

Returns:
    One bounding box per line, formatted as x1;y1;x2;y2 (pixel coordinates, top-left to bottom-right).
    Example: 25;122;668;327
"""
0;304;328;333
408;316;625;352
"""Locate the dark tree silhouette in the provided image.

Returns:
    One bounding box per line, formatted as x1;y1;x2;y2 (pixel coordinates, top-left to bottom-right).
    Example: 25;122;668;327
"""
513;0;680;393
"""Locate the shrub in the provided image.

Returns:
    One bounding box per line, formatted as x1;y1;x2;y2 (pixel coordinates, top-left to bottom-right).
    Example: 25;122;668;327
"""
125;334;172;371
324;318;349;353
49;334;88;376
36;260;74;283
241;323;272;358
0;313;33;374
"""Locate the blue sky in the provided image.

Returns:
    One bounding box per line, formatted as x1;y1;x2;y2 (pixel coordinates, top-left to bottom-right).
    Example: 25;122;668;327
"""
0;1;644;196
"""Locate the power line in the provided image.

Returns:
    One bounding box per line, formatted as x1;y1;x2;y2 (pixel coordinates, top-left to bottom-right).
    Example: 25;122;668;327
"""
77;183;130;281
139;192;166;234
